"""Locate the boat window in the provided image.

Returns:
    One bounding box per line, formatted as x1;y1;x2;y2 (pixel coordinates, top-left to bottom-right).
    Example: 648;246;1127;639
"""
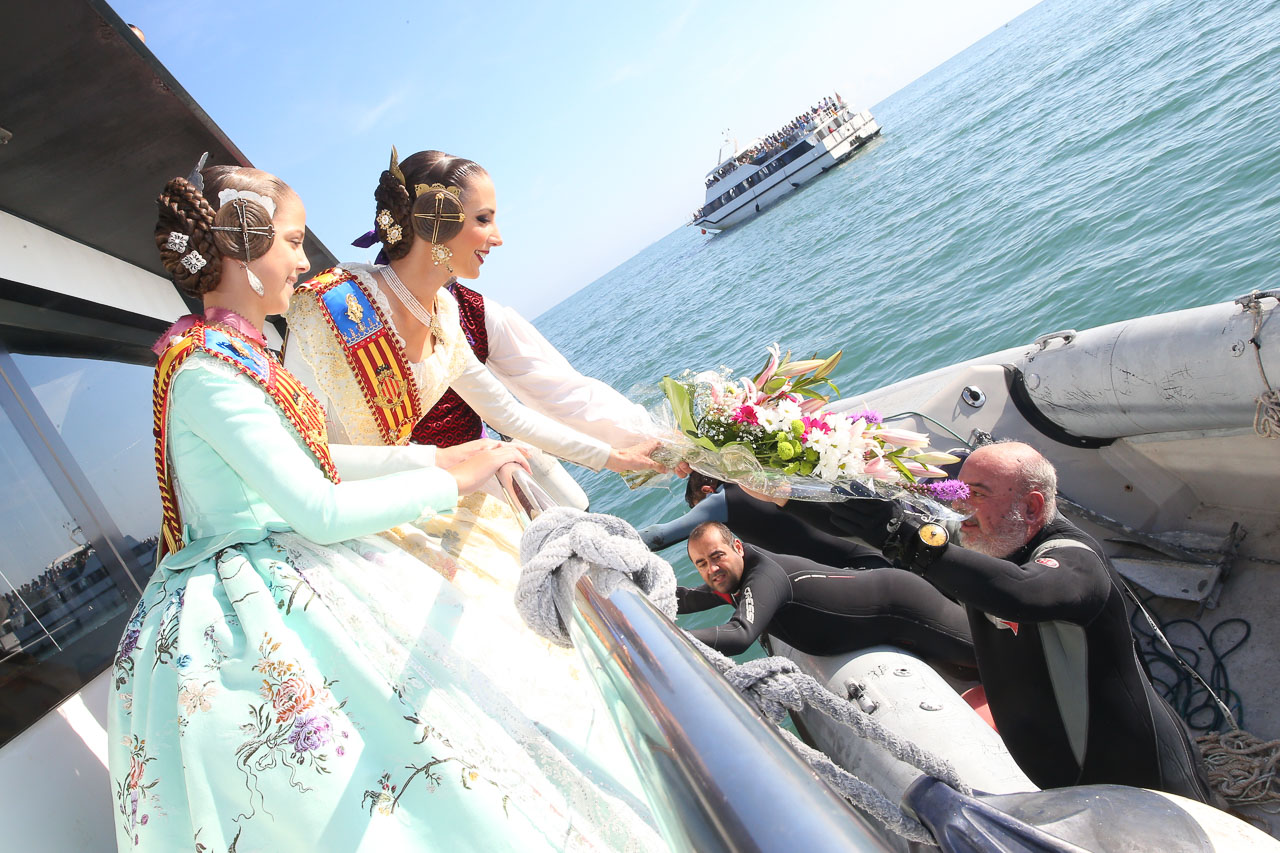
0;352;154;748
11;354;159;549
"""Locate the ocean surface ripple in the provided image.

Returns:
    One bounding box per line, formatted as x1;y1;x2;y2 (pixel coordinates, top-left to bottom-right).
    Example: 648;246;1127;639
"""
534;0;1280;610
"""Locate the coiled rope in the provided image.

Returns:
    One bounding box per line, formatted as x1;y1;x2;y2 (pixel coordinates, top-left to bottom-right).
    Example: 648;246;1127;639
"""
517;508;967;845
1130;594;1280;810
1240;292;1280;438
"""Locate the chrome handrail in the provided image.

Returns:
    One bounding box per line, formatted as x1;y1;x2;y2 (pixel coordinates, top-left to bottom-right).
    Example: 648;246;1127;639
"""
495;462;559;527
499;468;895;850
560;568;895;852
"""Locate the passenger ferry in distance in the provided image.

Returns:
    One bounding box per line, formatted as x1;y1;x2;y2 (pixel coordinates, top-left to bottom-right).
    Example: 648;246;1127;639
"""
689;94;881;232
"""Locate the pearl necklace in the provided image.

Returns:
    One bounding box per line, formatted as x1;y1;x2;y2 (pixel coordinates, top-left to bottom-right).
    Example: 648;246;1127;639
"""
380;265;443;337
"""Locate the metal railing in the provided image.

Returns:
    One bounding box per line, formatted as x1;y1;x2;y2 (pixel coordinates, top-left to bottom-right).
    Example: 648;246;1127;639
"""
499;464;895;852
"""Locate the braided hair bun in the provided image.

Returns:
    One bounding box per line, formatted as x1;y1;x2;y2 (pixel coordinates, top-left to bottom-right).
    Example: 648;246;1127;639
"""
373;168;413;261
154;176;221;296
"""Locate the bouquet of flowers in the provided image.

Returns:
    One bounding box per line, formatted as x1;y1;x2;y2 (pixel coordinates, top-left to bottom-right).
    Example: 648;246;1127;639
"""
645;344;970;517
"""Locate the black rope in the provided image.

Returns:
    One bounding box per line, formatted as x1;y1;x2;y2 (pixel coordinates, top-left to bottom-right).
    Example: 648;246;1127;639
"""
1129;597;1249;732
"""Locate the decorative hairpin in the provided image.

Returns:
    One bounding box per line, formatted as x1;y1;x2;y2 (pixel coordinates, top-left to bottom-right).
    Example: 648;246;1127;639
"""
412;183;466;243
389;146;406;187
165;231;190;252
180;250;207;273
186;152;209;193
210;198;276;263
376;209;402;245
217;188;276;219
414;182;462;199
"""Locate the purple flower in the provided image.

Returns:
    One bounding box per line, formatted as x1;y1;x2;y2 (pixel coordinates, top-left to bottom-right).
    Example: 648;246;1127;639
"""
118;628;141;660
288;713;333;754
850;410;882;425
926;479;970;502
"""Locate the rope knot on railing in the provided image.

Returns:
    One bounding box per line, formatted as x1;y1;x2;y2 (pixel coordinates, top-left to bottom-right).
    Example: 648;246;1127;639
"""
721;657;807;724
516;507;677;647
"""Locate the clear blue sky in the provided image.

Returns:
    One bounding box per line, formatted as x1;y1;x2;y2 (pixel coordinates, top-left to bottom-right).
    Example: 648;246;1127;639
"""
111;0;1042;317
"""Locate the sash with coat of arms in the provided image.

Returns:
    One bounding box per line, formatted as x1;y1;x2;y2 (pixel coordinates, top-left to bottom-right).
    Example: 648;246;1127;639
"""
153;322;338;559
291;268;423;446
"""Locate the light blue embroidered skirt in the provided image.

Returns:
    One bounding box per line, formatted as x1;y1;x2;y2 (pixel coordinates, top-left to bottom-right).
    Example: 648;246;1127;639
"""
108;529;658;851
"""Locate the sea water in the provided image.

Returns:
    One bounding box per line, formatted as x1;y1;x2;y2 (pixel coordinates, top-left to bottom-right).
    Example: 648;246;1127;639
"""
535;0;1280;624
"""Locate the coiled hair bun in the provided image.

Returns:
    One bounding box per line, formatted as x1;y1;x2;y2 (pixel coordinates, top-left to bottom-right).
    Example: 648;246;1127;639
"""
371;149;487;259
154;176;221;296
210;196;275;262
411;184;467;245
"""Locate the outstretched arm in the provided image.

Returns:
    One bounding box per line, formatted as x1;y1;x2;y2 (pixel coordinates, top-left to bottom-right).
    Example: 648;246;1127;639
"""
484;299;657;448
639;490;729;550
173;359;458;545
451;357;613;471
676;585;730;613
921;544;1109;624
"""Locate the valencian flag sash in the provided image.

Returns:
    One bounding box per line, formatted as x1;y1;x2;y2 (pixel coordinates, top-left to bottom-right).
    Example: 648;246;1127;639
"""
295;268;423;446
153;323;338;560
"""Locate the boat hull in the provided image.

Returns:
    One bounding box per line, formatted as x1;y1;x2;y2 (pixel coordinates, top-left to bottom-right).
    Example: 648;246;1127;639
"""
693;118;882;231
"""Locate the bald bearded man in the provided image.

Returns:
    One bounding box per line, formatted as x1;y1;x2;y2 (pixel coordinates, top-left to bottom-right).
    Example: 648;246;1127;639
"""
781;441;1215;804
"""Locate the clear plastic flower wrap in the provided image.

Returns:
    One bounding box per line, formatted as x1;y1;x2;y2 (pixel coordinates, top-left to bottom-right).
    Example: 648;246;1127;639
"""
632;346;970;522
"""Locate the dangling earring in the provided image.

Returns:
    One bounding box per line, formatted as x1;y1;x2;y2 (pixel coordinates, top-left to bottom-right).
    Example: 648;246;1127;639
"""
242;261;265;296
430;243;454;274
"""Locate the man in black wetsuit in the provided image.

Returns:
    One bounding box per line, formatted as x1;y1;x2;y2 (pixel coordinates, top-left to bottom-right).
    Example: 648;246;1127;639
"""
784;441;1215;803
677;521;976;670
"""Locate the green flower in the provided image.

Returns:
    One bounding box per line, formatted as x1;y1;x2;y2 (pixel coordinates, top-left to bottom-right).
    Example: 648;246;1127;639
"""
790;419;806;437
783;461;801;474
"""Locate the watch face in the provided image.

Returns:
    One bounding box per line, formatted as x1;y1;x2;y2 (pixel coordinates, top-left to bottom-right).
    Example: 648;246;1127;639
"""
918;523;948;547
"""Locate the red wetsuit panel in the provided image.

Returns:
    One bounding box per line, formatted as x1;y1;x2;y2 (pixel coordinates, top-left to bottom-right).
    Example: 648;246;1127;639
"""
410;282;490;447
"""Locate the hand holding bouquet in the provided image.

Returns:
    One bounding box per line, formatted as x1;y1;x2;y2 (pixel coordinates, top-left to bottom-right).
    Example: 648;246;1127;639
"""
645;345;969;518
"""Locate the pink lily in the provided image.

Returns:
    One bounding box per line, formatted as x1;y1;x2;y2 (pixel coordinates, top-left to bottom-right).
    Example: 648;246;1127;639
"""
754;344;782;388
900;460;948;479
776;358;827;378
874;427;931;448
799;397;825;415
863;456;892;479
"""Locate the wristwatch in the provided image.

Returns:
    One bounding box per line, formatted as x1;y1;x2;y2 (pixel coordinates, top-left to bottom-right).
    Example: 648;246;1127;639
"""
909;522;950;573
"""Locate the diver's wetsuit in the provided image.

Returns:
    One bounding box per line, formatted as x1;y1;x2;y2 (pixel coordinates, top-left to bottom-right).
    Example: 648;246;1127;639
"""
917;514;1214;802
642;485;892;570
677;544;975;667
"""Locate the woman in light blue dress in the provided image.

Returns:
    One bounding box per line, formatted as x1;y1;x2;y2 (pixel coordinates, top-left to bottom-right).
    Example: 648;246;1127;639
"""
108;164;655;851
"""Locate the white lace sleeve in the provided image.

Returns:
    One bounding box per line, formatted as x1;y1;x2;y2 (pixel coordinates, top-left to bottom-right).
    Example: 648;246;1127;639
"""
483;299;657;448
450;347;612;471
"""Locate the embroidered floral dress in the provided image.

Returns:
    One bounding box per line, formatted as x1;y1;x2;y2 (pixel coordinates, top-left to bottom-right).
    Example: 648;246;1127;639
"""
282;267;663;848
109;330;659;851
